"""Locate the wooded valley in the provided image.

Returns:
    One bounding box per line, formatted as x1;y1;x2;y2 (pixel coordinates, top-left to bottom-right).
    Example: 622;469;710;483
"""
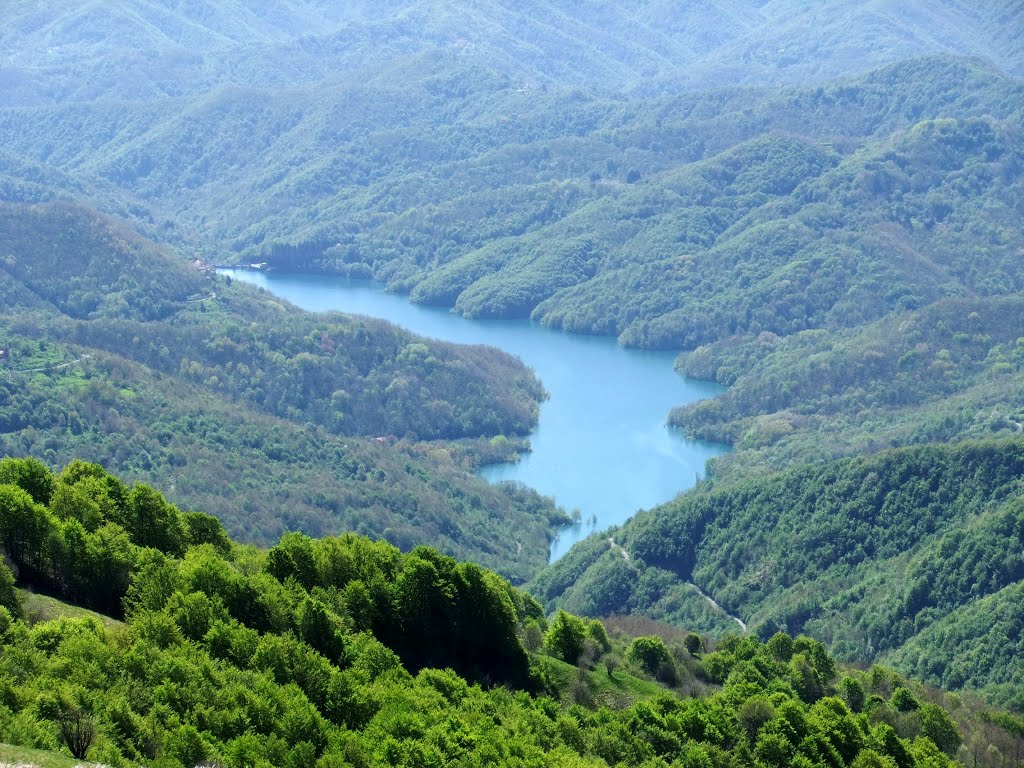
2;2;1024;765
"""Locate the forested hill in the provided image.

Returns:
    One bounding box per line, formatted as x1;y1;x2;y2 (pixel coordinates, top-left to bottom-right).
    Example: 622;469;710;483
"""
530;439;1024;710
0;457;1016;768
672;293;1024;483
1;2;1022;307
3;0;1020;106
0;201;569;580
0;202;544;440
0;54;1020;344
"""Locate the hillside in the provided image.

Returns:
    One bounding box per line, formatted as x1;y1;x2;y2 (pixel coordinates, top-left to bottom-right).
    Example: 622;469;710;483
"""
2;1;1021;107
531;439;1024;710
1;1;1022;290
1;6;1020;520
2;9;1022;543
1;4;1020;413
673;293;1024;482
0;458;1017;768
0;201;568;580
657;0;1024;89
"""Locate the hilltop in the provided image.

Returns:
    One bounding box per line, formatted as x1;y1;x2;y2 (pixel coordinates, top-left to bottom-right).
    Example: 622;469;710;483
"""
2;0;1021;107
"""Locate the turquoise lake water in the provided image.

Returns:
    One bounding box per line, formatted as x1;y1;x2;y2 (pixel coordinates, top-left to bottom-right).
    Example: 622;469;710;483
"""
222;269;728;561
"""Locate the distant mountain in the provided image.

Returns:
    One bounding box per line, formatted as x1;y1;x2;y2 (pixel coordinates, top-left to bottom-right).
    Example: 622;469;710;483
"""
2;0;1021;351
657;0;1024;90
1;52;1021;333
2;1;1020;108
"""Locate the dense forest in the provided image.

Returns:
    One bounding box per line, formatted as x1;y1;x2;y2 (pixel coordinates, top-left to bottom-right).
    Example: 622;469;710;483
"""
532;439;1024;710
1;59;1020;350
0;201;569;581
1;459;1020;768
1;6;1021;340
2;4;1023;495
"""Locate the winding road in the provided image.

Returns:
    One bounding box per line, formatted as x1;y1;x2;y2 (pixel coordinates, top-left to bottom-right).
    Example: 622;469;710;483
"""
11;353;92;374
605;536;747;632
688;582;747;632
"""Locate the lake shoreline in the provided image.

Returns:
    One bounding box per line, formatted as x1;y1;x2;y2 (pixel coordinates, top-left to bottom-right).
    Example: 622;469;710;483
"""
219;268;730;561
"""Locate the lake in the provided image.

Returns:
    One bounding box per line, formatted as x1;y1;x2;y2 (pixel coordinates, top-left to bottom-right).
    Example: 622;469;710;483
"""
221;269;729;561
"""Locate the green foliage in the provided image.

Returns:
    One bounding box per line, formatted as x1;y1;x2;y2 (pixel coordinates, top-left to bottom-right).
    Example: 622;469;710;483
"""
0;202;544;441
545;610;590;665
0;460;989;767
919;703;962;756
1;11;1023;765
0;458;528;688
4;1;1022;112
684;633;704;657
626;636;676;681
888;581;1024;712
674;296;1024;483
0;562;19;619
0;457;53;506
1;21;1021;356
838;677;867;714
893;688;921;713
181;510;232;555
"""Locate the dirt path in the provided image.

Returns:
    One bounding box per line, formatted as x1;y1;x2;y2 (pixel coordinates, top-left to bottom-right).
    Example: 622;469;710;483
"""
606;536;630;562
12;354;92;374
689;582;747;632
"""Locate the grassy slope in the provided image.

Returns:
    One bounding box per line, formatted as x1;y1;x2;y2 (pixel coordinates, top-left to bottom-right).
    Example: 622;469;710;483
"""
540;655;668;708
18;590;125;632
0;742;98;768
